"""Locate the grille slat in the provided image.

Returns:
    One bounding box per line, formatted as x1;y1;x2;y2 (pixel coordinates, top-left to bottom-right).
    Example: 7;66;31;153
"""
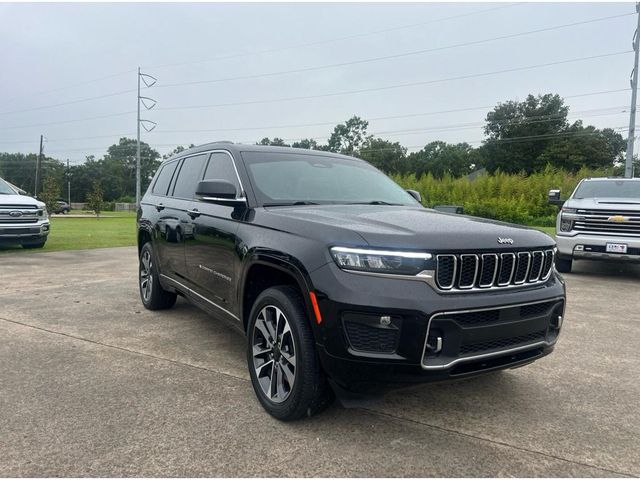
571;209;640;237
435;249;554;292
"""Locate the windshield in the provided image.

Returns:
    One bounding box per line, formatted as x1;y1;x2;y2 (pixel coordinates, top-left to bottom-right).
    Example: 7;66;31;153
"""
242;152;419;207
0;178;17;195
573;180;640;199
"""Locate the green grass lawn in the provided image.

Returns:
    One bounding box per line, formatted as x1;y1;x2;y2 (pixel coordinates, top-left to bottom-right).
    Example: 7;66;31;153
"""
533;226;556;237
0;216;137;254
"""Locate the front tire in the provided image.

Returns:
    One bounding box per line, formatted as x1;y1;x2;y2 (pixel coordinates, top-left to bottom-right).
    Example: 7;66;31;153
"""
555;256;572;273
247;286;333;421
139;242;177;310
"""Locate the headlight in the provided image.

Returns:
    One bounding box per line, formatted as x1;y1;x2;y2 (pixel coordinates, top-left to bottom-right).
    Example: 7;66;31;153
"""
38;208;48;220
560;207;576;232
330;246;432;275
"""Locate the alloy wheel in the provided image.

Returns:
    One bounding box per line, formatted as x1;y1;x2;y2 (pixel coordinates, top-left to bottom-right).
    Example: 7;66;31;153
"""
140;249;153;302
252;305;296;403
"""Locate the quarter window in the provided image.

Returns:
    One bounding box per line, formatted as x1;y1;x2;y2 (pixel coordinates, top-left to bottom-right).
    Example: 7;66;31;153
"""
172;154;208;199
152;161;178;196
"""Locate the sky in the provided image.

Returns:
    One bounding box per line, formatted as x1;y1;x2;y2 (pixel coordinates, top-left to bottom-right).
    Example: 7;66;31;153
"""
0;1;636;164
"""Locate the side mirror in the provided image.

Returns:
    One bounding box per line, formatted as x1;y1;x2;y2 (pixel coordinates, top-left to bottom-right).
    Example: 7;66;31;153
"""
407;189;422;204
548;189;564;207
196;179;245;204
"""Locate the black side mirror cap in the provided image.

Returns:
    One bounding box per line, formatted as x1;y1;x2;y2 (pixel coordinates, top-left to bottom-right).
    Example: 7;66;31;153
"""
548;189;564;207
407;189;422;203
196;179;245;204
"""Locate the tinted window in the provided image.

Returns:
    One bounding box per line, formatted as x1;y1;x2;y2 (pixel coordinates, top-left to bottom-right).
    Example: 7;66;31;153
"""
574;180;639;199
203;152;240;192
242;152;417;206
172;154;208;199
152;161;178;196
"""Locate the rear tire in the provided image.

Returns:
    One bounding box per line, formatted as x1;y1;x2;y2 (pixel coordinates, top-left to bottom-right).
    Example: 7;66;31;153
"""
555;257;572;273
247;286;333;421
22;240;46;249
139;242;177;310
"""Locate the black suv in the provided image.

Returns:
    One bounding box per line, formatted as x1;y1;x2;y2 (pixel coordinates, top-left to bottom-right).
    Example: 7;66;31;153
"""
137;142;566;420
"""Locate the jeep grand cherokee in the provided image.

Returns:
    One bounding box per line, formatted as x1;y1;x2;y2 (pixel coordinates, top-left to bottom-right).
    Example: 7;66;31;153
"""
137;143;566;421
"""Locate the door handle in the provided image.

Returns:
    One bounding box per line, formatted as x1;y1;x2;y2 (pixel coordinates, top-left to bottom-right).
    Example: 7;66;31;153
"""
155;203;165;212
187;208;201;218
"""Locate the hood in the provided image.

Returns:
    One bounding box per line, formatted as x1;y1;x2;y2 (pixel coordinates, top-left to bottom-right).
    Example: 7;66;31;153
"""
259;205;554;251
565;197;640;211
0;194;44;208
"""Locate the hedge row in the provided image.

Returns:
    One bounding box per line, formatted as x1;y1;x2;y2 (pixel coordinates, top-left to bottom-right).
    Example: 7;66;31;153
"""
392;166;611;226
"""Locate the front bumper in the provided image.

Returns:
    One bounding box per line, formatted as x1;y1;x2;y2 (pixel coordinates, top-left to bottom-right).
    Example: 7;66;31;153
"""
310;262;566;393
0;222;50;243
556;233;640;263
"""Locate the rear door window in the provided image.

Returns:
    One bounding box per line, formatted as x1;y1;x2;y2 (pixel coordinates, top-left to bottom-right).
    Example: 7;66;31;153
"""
152;161;178;196
172;154;209;199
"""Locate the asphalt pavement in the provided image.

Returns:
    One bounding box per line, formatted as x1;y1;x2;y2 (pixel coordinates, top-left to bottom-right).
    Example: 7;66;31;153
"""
1;247;638;476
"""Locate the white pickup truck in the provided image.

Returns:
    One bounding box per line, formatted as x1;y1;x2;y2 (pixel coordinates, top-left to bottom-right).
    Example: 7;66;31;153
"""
549;177;640;272
0;177;50;249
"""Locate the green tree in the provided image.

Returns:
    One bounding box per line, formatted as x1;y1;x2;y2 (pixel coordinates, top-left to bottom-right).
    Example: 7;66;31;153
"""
483;93;569;174
102;138;161;198
538;122;626;171
407;141;480;178
327;116;370;156
291;138;318;149
257;137;290;147
39;176;61;213
86;181;104;218
163;144;195;160
360;138;406;173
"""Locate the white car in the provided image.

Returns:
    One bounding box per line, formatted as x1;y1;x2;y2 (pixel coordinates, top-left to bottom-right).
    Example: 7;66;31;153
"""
0;177;50;249
549;177;640;272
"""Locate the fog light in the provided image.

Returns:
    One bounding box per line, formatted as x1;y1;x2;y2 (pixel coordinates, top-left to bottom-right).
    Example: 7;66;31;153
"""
379;315;391;326
575;245;584;251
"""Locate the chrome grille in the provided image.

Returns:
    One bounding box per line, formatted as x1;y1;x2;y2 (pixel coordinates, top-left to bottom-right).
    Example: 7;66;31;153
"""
572;209;640;237
0;204;41;224
435;249;555;292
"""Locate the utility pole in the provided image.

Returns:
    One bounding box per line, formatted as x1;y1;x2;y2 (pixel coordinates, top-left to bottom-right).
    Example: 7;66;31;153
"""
67;158;71;206
625;2;640;178
136;67;141;208
136;68;157;208
34;134;43;198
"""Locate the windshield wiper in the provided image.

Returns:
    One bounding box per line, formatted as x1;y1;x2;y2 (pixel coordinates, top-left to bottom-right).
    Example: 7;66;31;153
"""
348;200;403;206
263;201;320;207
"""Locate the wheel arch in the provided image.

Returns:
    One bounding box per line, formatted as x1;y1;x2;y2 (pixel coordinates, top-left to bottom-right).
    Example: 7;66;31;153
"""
137;226;153;254
239;251;318;334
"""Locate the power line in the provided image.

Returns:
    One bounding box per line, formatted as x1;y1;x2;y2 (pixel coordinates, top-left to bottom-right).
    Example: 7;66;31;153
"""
0;88;137;116
143;3;524;71
156;51;631;113
0;104;628;149
156;13;635;90
4;7;615;116
0;111;136;131
3;69;136;106
0;87;629;138
31;122;630;155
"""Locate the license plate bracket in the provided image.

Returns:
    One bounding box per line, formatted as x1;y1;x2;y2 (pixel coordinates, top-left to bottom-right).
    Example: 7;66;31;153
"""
606;243;628;254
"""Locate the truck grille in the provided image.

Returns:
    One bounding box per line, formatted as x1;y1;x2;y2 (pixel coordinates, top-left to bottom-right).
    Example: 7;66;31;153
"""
0;204;40;224
435;249;554;291
572;209;640;237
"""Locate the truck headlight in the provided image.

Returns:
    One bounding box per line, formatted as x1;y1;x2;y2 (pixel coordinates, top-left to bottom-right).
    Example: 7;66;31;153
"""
38;208;48;220
560;207;576;232
330;246;432;275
